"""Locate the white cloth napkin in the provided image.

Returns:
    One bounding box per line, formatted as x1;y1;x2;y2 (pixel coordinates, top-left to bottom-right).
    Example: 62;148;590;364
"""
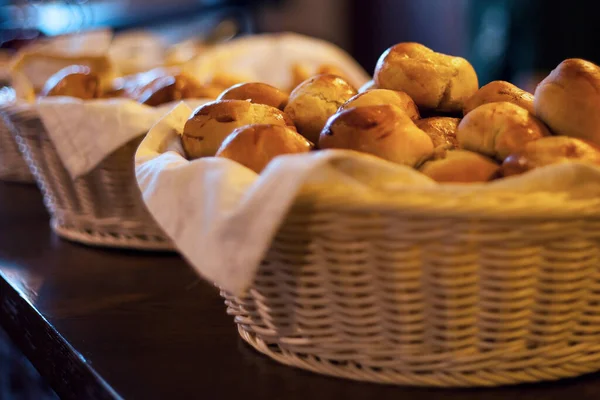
135;103;600;296
35;98;208;179
183;32;371;89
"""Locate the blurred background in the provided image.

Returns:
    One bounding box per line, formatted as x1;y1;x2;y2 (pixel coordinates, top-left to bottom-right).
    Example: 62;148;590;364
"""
1;0;599;92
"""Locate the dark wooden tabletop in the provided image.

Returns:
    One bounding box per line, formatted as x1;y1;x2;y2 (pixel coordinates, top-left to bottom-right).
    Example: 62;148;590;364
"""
3;182;600;399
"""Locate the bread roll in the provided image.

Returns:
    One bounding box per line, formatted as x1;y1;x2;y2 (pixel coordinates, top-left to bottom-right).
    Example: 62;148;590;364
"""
416;117;460;149
339;89;420;121
419;149;500;183
374;42;478;112
534;58;600;146
502;136;600;177
40;65;100;99
284;74;357;143
463;80;534;115
217;82;289;110
318;104;434;167
216;124;312;173
136;74;211;106
182;100;296;159
456;102;550;160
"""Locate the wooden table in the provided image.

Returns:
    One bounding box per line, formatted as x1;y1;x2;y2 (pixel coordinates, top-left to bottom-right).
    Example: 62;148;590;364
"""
2;182;600;399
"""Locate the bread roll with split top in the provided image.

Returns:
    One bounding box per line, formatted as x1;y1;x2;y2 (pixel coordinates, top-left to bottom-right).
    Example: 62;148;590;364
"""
463;80;534;115
284;74;357;143
502;136;600;176
534;58;600;146
182;100;295;159
216;124;312;173
456;101;550;161
318;104;433;167
374;42;478;113
217;82;289;110
339;89;420;121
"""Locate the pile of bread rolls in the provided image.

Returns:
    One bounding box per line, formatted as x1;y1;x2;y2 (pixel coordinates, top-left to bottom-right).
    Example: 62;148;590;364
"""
177;42;600;182
36;61;354;109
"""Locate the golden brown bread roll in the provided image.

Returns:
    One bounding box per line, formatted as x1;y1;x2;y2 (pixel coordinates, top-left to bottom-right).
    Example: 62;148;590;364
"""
463;80;534;115
216;124;312;173
284;74;357;143
534;58;600;146
358;80;377;93
456;102;550;161
136;74;211;106
502;136;600;177
339;89;420;121
182;100;296;159
40;65;101;99
374;42;478;113
419;149;500;183
217;82;289;110
318;104;434;167
415;117;460;149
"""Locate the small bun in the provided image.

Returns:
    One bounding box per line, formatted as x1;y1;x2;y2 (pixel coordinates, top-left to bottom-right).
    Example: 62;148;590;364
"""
456;102;550;160
415;117;460;149
182;100;296;159
217;82;289;110
40;65;100;99
374;42;478;112
463;80;534;115
339;89;420;121
502;136;600;177
216;124;312;173
136;74;208;106
318;104;433;167
419;149;500;183
534;58;600;146
284;74;357;143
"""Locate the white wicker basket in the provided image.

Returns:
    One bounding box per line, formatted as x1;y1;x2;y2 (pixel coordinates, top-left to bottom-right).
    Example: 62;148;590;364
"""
220;188;600;387
0;111;34;183
4;104;173;250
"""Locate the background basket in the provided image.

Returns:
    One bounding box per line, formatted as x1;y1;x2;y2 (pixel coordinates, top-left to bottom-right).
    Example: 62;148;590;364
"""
3;104;173;250
0;111;34;183
221;190;600;387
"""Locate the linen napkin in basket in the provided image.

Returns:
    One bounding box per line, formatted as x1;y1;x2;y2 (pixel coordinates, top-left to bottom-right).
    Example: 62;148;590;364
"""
183;32;370;90
135;103;600;296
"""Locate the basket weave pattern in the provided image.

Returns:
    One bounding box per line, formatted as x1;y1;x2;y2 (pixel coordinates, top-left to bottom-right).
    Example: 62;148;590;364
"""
222;198;600;386
0;112;34;183
5;105;173;250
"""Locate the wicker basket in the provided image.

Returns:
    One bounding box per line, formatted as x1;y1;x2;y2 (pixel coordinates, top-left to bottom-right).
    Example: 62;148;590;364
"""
0;111;34;183
4;104;173;250
220;188;600;387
